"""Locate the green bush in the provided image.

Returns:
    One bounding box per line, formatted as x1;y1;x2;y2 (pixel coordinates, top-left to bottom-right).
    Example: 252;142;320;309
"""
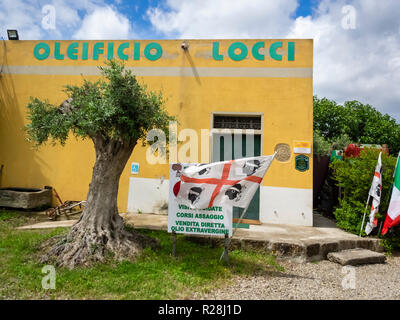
313;129;352;157
333;201;366;234
381;229;400;255
330;133;352;151
313;130;331;156
330;149;397;240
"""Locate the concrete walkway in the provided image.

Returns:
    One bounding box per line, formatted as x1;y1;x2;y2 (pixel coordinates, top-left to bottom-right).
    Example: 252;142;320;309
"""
17;212;383;262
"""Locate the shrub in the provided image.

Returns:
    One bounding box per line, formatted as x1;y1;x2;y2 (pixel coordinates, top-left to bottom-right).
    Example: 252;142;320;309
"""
313;130;331;156
330;133;352;151
333;200;366;234
330;149;397;240
381;229;400;255
313;130;352;157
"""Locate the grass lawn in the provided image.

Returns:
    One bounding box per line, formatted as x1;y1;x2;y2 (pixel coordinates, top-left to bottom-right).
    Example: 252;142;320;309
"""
0;209;283;300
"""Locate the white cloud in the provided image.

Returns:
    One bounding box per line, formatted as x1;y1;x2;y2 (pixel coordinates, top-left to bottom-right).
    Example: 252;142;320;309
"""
148;0;400;120
147;0;299;39
51;0;81;29
73;5;133;40
0;0;44;40
288;0;400;119
0;0;131;40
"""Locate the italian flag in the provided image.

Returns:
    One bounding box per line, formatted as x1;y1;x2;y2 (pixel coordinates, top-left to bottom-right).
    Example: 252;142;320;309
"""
382;152;400;235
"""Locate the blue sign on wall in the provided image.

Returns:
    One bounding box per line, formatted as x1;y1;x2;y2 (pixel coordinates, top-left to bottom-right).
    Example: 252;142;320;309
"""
131;162;139;175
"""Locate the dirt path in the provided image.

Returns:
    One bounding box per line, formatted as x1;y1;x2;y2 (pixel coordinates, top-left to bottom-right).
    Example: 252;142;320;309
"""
194;256;400;300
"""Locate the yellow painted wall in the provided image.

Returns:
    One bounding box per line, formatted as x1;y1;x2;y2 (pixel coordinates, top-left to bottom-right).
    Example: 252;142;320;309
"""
0;39;313;212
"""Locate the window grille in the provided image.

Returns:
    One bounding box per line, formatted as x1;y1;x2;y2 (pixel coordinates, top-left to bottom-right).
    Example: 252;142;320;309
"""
213;115;261;130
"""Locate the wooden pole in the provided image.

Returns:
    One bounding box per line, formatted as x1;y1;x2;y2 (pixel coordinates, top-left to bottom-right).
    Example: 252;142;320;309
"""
172;231;177;258
223;233;229;263
53;188;63;205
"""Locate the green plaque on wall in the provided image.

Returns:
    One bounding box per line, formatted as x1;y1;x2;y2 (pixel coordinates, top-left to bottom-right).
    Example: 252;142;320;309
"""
295;155;309;172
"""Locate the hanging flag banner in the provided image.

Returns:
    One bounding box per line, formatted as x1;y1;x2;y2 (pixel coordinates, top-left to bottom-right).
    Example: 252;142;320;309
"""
382;152;400;235
365;152;382;235
168;163;233;237
174;155;275;210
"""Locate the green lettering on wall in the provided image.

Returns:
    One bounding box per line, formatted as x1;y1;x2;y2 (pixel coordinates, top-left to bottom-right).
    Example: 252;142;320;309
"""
144;42;162;61
134;42;140;60
107;42;114;60
117;42;129;60
31;40;293;63
212;42;223;61
54;42;64;60
288;41;295;61
93;42;104;60
252;41;265;61
33;43;50;60
269;41;282;61
67;42;78;60
228;42;248;61
82;42;89;60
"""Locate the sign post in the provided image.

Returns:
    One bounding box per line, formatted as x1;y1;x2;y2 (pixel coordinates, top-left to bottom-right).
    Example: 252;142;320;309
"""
224;233;229;263
172;231;177;258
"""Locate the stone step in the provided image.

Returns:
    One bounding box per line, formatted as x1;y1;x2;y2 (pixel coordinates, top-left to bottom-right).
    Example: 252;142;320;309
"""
327;248;386;266
184;235;383;263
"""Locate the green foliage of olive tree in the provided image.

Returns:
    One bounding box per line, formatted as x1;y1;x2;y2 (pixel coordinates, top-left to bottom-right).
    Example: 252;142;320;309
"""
25;60;176;268
314;96;400;155
313;130;331;156
313;129;352;156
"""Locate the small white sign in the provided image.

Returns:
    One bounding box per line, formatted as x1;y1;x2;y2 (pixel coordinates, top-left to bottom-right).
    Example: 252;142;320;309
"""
131;162;139;174
293;141;311;154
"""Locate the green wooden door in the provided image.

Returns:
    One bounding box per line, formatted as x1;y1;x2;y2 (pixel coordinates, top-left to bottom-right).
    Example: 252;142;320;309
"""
212;133;261;222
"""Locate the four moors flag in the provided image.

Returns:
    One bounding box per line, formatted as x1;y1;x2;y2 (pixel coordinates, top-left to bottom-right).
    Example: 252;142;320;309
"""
382;152;400;236
173;155;275;210
365;152;382;235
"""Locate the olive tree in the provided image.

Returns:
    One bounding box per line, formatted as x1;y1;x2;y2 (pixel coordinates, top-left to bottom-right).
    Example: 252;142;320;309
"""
26;60;175;269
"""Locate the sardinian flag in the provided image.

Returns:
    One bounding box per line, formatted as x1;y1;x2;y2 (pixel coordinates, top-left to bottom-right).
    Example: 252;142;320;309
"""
173;155;275;209
365;152;382;235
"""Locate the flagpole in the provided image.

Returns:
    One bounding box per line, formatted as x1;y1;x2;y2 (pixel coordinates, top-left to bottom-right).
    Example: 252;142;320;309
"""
232;205;250;238
218;152;277;262
219;203;251;262
360;194;370;237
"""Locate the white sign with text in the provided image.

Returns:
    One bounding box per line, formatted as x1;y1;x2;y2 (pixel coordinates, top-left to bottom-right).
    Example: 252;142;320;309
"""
168;163;232;237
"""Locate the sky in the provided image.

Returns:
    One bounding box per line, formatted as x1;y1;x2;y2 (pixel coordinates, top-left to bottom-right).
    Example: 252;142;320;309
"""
0;0;399;121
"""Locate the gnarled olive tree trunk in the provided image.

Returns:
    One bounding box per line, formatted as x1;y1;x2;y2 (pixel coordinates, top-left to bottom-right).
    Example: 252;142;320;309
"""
41;135;159;269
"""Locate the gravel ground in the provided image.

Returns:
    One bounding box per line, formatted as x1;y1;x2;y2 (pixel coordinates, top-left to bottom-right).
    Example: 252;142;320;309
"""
194;256;400;300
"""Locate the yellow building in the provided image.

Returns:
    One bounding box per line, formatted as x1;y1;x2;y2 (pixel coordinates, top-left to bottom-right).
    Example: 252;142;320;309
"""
0;39;313;226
